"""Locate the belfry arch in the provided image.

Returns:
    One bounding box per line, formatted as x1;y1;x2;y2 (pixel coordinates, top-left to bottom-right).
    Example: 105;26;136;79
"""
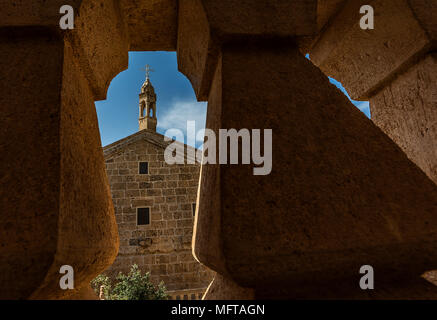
1;0;437;300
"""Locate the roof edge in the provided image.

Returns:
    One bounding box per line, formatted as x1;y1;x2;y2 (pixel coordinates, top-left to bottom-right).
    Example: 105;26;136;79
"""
103;129;199;164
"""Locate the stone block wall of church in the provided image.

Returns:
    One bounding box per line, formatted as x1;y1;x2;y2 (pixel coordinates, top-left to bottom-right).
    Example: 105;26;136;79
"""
103;138;214;292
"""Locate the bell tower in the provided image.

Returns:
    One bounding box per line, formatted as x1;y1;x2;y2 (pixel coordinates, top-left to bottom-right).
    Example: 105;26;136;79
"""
139;65;157;131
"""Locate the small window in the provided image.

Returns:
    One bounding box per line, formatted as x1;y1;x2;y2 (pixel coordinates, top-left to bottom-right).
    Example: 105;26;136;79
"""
192;203;196;217
137;207;150;225
139;162;149;174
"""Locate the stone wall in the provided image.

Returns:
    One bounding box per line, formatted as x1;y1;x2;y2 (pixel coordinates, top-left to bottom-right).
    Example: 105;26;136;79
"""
103;132;214;292
370;53;437;184
167;288;205;300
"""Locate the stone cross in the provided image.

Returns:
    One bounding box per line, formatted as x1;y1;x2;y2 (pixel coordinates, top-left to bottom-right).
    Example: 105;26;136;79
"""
141;64;155;79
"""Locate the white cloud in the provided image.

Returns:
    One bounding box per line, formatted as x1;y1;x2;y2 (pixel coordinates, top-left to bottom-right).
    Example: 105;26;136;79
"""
157;99;207;147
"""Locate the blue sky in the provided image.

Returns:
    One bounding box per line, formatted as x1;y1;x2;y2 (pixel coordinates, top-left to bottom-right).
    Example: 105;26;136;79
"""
96;52;370;147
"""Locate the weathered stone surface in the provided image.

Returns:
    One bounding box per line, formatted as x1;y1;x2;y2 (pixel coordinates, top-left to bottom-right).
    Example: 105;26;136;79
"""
316;0;347;31
193;42;437;295
204;274;254;300
198;0;317;38
298;0;348;54
0;0;82;27
177;0;318;101
68;0;129;100
0;31;119;299
370;53;437;184
0;0;126;299
307;0;437;196
1;0;129;101
310;0;434;100
0;28;63;300
408;0;437;42
30;38;119;300
177;0;215;101
192;86;226;275
120;0;177;51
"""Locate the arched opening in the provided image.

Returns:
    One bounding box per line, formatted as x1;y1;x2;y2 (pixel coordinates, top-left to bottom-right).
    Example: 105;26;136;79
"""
140;101;146;118
96;52;206;148
94;51;211;300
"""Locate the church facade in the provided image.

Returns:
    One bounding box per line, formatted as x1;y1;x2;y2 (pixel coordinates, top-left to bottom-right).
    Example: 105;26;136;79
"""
103;72;214;299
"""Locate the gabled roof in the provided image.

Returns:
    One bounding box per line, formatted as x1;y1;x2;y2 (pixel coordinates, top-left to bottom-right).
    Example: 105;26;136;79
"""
103;129;198;164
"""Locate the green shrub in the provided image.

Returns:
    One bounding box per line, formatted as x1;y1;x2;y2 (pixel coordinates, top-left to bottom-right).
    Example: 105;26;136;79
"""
91;273;112;299
91;264;167;300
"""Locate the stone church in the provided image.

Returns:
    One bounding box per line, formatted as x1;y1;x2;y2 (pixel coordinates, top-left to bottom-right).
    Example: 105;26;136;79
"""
102;71;214;299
